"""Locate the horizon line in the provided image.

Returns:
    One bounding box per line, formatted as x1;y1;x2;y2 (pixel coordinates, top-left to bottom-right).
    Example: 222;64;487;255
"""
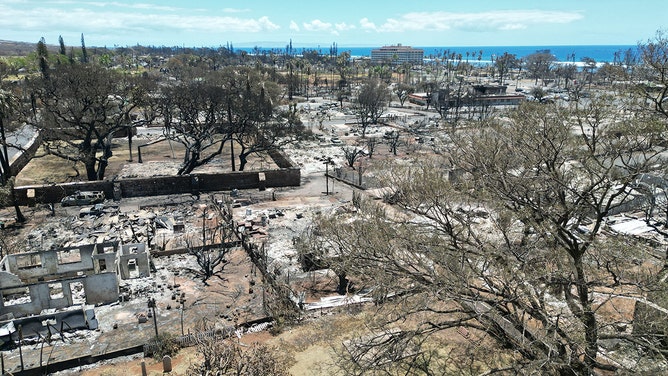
1;39;637;50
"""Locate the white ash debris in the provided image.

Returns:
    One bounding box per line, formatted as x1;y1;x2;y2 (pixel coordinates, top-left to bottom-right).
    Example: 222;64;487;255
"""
286;139;345;175
23;198;212;252
264;209;313;275
118;160;180;178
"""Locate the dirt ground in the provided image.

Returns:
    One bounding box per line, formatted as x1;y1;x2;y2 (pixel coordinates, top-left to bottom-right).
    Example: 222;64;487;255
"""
4;97;549;375
16;134;273;186
4;100;652;375
4;100;479;375
71;302;505;376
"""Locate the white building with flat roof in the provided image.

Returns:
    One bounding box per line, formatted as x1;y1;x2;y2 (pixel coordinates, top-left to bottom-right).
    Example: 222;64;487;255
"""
371;44;424;65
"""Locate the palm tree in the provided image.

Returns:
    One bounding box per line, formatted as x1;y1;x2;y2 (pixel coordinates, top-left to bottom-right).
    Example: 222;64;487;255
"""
581;57;597;91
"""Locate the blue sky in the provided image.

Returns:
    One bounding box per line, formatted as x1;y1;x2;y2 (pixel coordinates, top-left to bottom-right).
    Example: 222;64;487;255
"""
0;0;665;48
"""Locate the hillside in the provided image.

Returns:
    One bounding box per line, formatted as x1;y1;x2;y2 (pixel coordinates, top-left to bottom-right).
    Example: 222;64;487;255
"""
0;39;58;56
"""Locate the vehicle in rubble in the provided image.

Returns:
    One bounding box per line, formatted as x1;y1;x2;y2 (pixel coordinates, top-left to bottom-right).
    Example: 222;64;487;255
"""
79;203;105;218
61;191;105;206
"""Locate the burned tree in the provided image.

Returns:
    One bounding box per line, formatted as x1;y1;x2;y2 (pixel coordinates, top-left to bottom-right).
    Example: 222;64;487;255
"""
233;113;303;172
30;63;151;180
393;83;414;107
216;67;301;171
189;335;290;375
365;137;378;159
159;77;231;175
228;71;303;171
524;50;556;86
352;78;389;137
0;87;25;222
187;201;238;283
386;131;400;156
634;30;668;119
301;99;668;374
189;243;233;283
341;146;363;168
494;52;519;84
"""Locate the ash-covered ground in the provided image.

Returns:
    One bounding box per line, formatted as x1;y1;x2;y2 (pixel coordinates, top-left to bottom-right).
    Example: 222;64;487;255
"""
0;97;434;373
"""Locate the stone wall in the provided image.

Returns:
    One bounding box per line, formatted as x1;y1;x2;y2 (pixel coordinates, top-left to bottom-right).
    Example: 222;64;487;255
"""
13;150;300;205
119;175;192;198
268;149;297;169
262;168;301;187
14;181;115;206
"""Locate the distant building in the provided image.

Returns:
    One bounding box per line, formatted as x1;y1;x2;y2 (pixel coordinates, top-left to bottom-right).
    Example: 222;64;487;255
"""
371;44;424;65
431;84;525;115
407;92;430;106
469;85;525;107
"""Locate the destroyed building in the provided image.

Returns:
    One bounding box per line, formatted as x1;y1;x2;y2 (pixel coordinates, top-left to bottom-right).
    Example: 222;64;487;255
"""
0;241;150;347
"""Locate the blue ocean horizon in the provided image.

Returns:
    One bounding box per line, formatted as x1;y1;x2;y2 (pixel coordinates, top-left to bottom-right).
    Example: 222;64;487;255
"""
238;45;636;63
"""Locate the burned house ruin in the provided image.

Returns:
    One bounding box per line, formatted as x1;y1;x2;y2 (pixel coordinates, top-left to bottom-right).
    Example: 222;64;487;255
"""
0;241;150;343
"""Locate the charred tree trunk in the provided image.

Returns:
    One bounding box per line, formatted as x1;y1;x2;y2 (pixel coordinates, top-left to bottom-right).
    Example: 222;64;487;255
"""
336;270;349;295
0;118;24;222
238;154;248;172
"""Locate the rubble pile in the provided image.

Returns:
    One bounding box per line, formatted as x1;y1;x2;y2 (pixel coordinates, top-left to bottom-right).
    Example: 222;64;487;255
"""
23;201;214;253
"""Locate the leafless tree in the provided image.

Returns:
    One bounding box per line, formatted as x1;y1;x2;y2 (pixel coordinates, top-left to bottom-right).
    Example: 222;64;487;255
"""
300;99;668;374
352;78;390;137
554;63;578;91
217;66;303;171
0;87;25;222
341;146;363;168
365;137;378;159
393;83;414;107
386;131;400;156
29;63;152;180
187;201;237;283
524;51;556;86
528;86;547;102
188;243;233;284
188;336;291;376
158;76;231;175
493;52;519;84
634;30;668;119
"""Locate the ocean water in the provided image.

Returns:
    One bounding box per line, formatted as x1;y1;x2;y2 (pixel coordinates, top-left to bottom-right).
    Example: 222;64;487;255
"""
348;45;634;63
240;45;636;63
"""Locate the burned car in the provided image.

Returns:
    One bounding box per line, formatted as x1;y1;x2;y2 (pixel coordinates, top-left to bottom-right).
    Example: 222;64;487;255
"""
60;191;105;206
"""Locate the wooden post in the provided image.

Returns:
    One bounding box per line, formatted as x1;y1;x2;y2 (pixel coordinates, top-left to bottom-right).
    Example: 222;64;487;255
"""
202;206;207;246
325;160;330;195
180;300;185;336
18;324;24;371
148;297;158;337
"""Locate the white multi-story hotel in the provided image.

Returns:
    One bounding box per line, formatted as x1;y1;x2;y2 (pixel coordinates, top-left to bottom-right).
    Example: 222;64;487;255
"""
370;44;424;65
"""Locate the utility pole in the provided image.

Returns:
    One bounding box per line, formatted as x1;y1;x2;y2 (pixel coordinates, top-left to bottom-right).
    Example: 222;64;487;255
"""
325;160;329;195
180;297;186;336
201;205;208;246
324;157;333;195
18;324;24;371
148;297;158;337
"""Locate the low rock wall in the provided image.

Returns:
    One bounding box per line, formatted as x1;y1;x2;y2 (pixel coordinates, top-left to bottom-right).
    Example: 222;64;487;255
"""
13;150;300;205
